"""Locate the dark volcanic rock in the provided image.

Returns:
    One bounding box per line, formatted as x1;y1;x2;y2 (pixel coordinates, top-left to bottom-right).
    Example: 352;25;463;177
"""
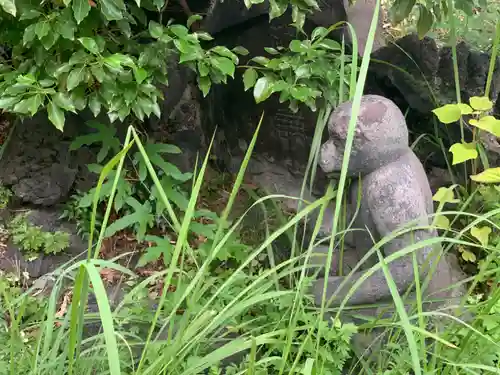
0;113;98;206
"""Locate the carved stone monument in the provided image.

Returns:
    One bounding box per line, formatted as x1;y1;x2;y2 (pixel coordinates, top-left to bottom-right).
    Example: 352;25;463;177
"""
309;95;464;310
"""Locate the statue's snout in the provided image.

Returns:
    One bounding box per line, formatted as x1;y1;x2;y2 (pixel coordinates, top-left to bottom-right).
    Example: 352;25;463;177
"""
319;140;338;173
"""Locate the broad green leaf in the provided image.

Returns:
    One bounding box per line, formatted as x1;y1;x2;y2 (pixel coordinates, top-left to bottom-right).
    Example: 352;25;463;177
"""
20;9;41;20
47;102;65;131
211;46;238;64
295;64;311;79
460;248;476;263
78;37;100;55
13;95;42;115
232;46;249;56
42;30;60;50
117;19;132;37
53;92;76;112
311;26;328;41
458;103;473;115
416;4;433;39
70;121;120;163
55;9;76;40
253;76;274;103
0;97;20;109
100;0;126;20
432;104;462;124
469;116;500;137
432;186;459;204
73;0;91;24
243;68;258;91
137;235;174;267
391;0;416;24
89;93;101;117
187;14;202;29
0;0;16;16
434;215;450;229
105;197;154;240
90;65;106;82
133;67;148;84
470;167;500;183
169;24;189;38
449;142;478;165
211;56;235;77
67;67;85;90
251;56;269;66
471;226;491;247
148;21;163;39
35;21;50;40
103;53;135;69
470;96;493;111
23;24;36;45
198;76;211;97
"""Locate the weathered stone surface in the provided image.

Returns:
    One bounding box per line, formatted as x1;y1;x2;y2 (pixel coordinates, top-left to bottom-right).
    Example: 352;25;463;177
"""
0;113;98;205
310;95;464;308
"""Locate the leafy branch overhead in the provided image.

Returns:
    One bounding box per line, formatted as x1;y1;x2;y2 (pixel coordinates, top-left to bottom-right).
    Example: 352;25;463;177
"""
0;0;249;130
0;0;354;130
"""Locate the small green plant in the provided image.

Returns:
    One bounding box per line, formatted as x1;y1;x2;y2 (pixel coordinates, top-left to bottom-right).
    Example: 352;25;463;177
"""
8;213;70;256
0;185;12;209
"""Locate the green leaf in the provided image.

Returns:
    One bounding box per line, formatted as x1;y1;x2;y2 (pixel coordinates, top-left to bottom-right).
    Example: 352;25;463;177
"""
55;10;76;40
117;19;132;37
35;21;51;40
13;95;42;115
23;24;37;45
133;67;148;84
232;46;249;56
105;197;154;241
73;0;91;24
211;56;235;77
187;14;202;29
449;142;478;165
53;92;76;112
391;0;416;24
78;37;100;55
169;24;189;38
0;0;16;16
458;103;473;115
67;68;85;91
432;104;462;124
148;21;163;39
47;102;65;131
295;64;311;79
470;96;493;111
432;186;460;204
100;0;126;20
89;93;102;117
434;214;450;229
211;46;238;64
103;53;135;69
198;76;211;97
137;236;174;267
70;121;120;163
194;31;213;41
469;116;500;137
471;226;491;247
0;97;20;110
253;76;274;103
460;248;476;263
416;4;434;39
470;167;500;184
243;68;258;91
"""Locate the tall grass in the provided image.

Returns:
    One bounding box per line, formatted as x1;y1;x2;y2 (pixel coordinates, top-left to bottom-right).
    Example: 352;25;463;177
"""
3;4;500;375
